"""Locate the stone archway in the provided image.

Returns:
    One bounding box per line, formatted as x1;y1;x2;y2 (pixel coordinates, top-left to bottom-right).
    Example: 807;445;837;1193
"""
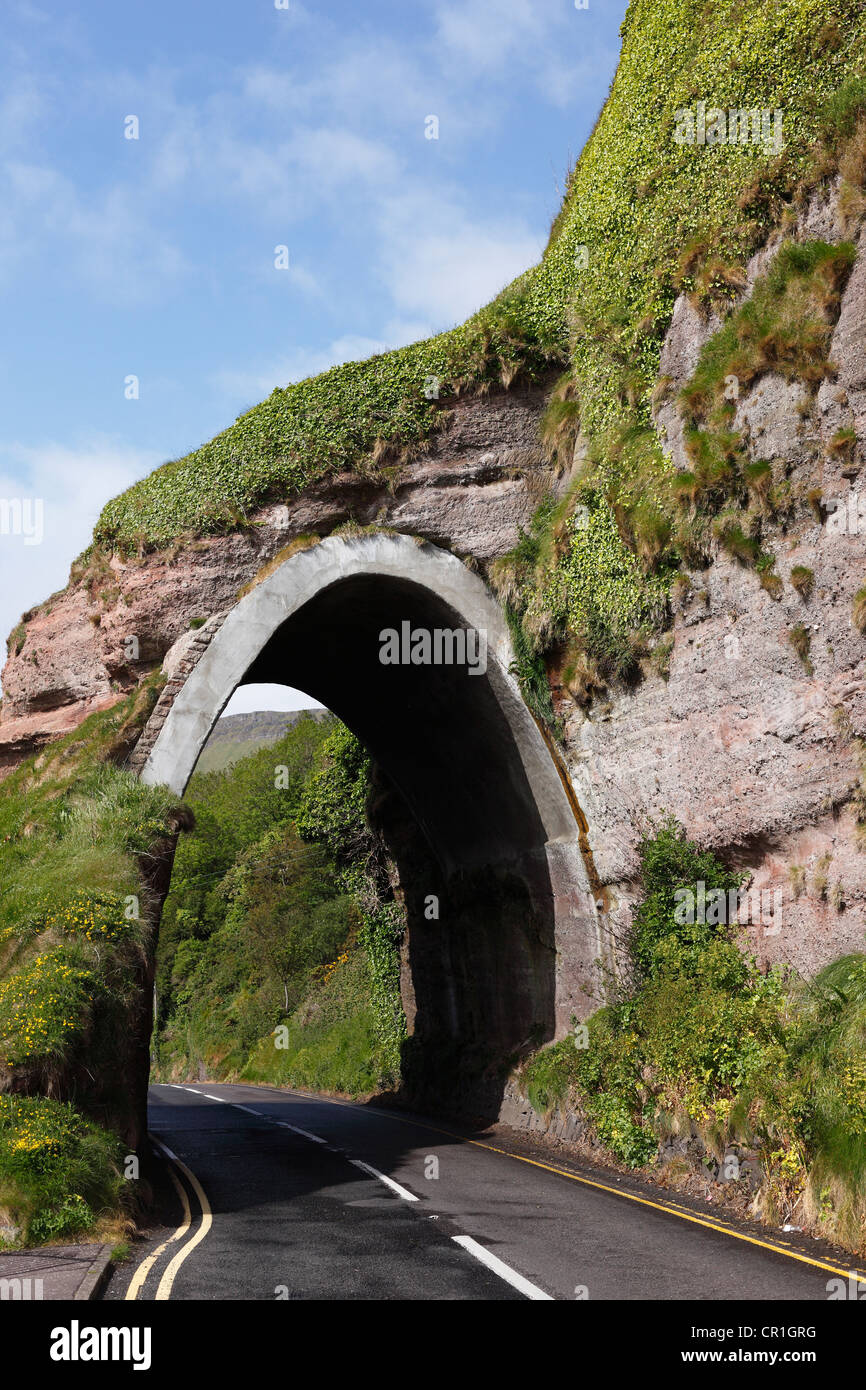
137;534;605;1113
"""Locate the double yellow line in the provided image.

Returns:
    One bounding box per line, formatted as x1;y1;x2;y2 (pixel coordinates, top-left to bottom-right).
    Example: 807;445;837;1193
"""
128;1088;866;1297
125;1138;213;1301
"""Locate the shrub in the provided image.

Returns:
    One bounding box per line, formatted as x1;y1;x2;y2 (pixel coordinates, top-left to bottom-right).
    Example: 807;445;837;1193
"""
6;624;26;657
0;1095;122;1246
829;426;858;456
518;813;866;1248
625;818;745;987
0;948;97;1067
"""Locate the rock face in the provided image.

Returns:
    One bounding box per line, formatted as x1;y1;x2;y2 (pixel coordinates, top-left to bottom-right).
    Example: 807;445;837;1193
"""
635;191;866;975
2;187;866;1004
562;543;866;976
0;386;550;768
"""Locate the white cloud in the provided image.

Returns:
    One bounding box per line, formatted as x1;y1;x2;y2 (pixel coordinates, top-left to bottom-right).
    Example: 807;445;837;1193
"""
241;44;424;124
140;103;405;226
381;317;441;348
0;1;592;304
0;160;188;302
432;0;617;110
211;205;544;416
237;24;482;133
0;436;161;666
221;683;324;716
434;0;545;71
239;44;492;146
0;72;46;152
0;0;622;307
287;127;402;192
377;189;544;325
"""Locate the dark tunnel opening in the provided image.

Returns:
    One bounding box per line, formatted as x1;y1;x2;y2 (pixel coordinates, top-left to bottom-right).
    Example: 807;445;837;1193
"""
237;572;559;1116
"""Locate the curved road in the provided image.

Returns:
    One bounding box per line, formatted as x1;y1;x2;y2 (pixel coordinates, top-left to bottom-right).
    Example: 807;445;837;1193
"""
106;1082;866;1302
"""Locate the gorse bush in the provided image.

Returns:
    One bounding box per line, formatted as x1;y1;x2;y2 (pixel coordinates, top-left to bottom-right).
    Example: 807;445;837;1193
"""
0;949;97;1068
0;1095;122;1246
0;681;186;1245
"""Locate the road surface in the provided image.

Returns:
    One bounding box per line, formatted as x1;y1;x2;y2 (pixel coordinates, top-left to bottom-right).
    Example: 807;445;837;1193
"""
105;1082;866;1301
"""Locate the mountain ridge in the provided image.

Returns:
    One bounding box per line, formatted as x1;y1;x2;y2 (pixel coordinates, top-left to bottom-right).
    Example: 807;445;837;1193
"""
196;708;330;773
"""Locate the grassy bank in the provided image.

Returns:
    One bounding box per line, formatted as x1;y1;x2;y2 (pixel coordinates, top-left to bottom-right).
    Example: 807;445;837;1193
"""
0;678;184;1245
520;820;866;1252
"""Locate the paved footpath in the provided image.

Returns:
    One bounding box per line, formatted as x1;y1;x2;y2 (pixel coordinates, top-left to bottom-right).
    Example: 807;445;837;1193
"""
0;1243;112;1301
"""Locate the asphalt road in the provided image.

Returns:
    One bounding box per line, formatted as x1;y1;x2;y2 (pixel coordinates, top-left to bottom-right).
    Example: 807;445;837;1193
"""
105;1082;866;1302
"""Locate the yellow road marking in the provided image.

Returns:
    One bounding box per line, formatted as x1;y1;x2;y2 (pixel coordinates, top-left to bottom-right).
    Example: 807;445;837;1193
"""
166;1083;866;1293
150;1139;213;1301
125;1158;191;1301
324;1096;866;1290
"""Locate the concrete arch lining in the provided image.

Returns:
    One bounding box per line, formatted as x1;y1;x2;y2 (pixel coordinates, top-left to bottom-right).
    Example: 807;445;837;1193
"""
139;533;579;851
137;532;607;1046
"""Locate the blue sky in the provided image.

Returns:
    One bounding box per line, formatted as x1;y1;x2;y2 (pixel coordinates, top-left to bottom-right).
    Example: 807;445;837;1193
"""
0;0;627;711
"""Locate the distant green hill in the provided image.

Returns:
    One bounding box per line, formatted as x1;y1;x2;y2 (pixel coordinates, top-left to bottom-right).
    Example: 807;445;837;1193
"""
195;708;330;774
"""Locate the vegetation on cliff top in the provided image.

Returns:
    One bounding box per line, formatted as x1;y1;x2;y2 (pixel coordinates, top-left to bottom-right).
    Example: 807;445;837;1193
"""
497;227;860;684
89;0;866;561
